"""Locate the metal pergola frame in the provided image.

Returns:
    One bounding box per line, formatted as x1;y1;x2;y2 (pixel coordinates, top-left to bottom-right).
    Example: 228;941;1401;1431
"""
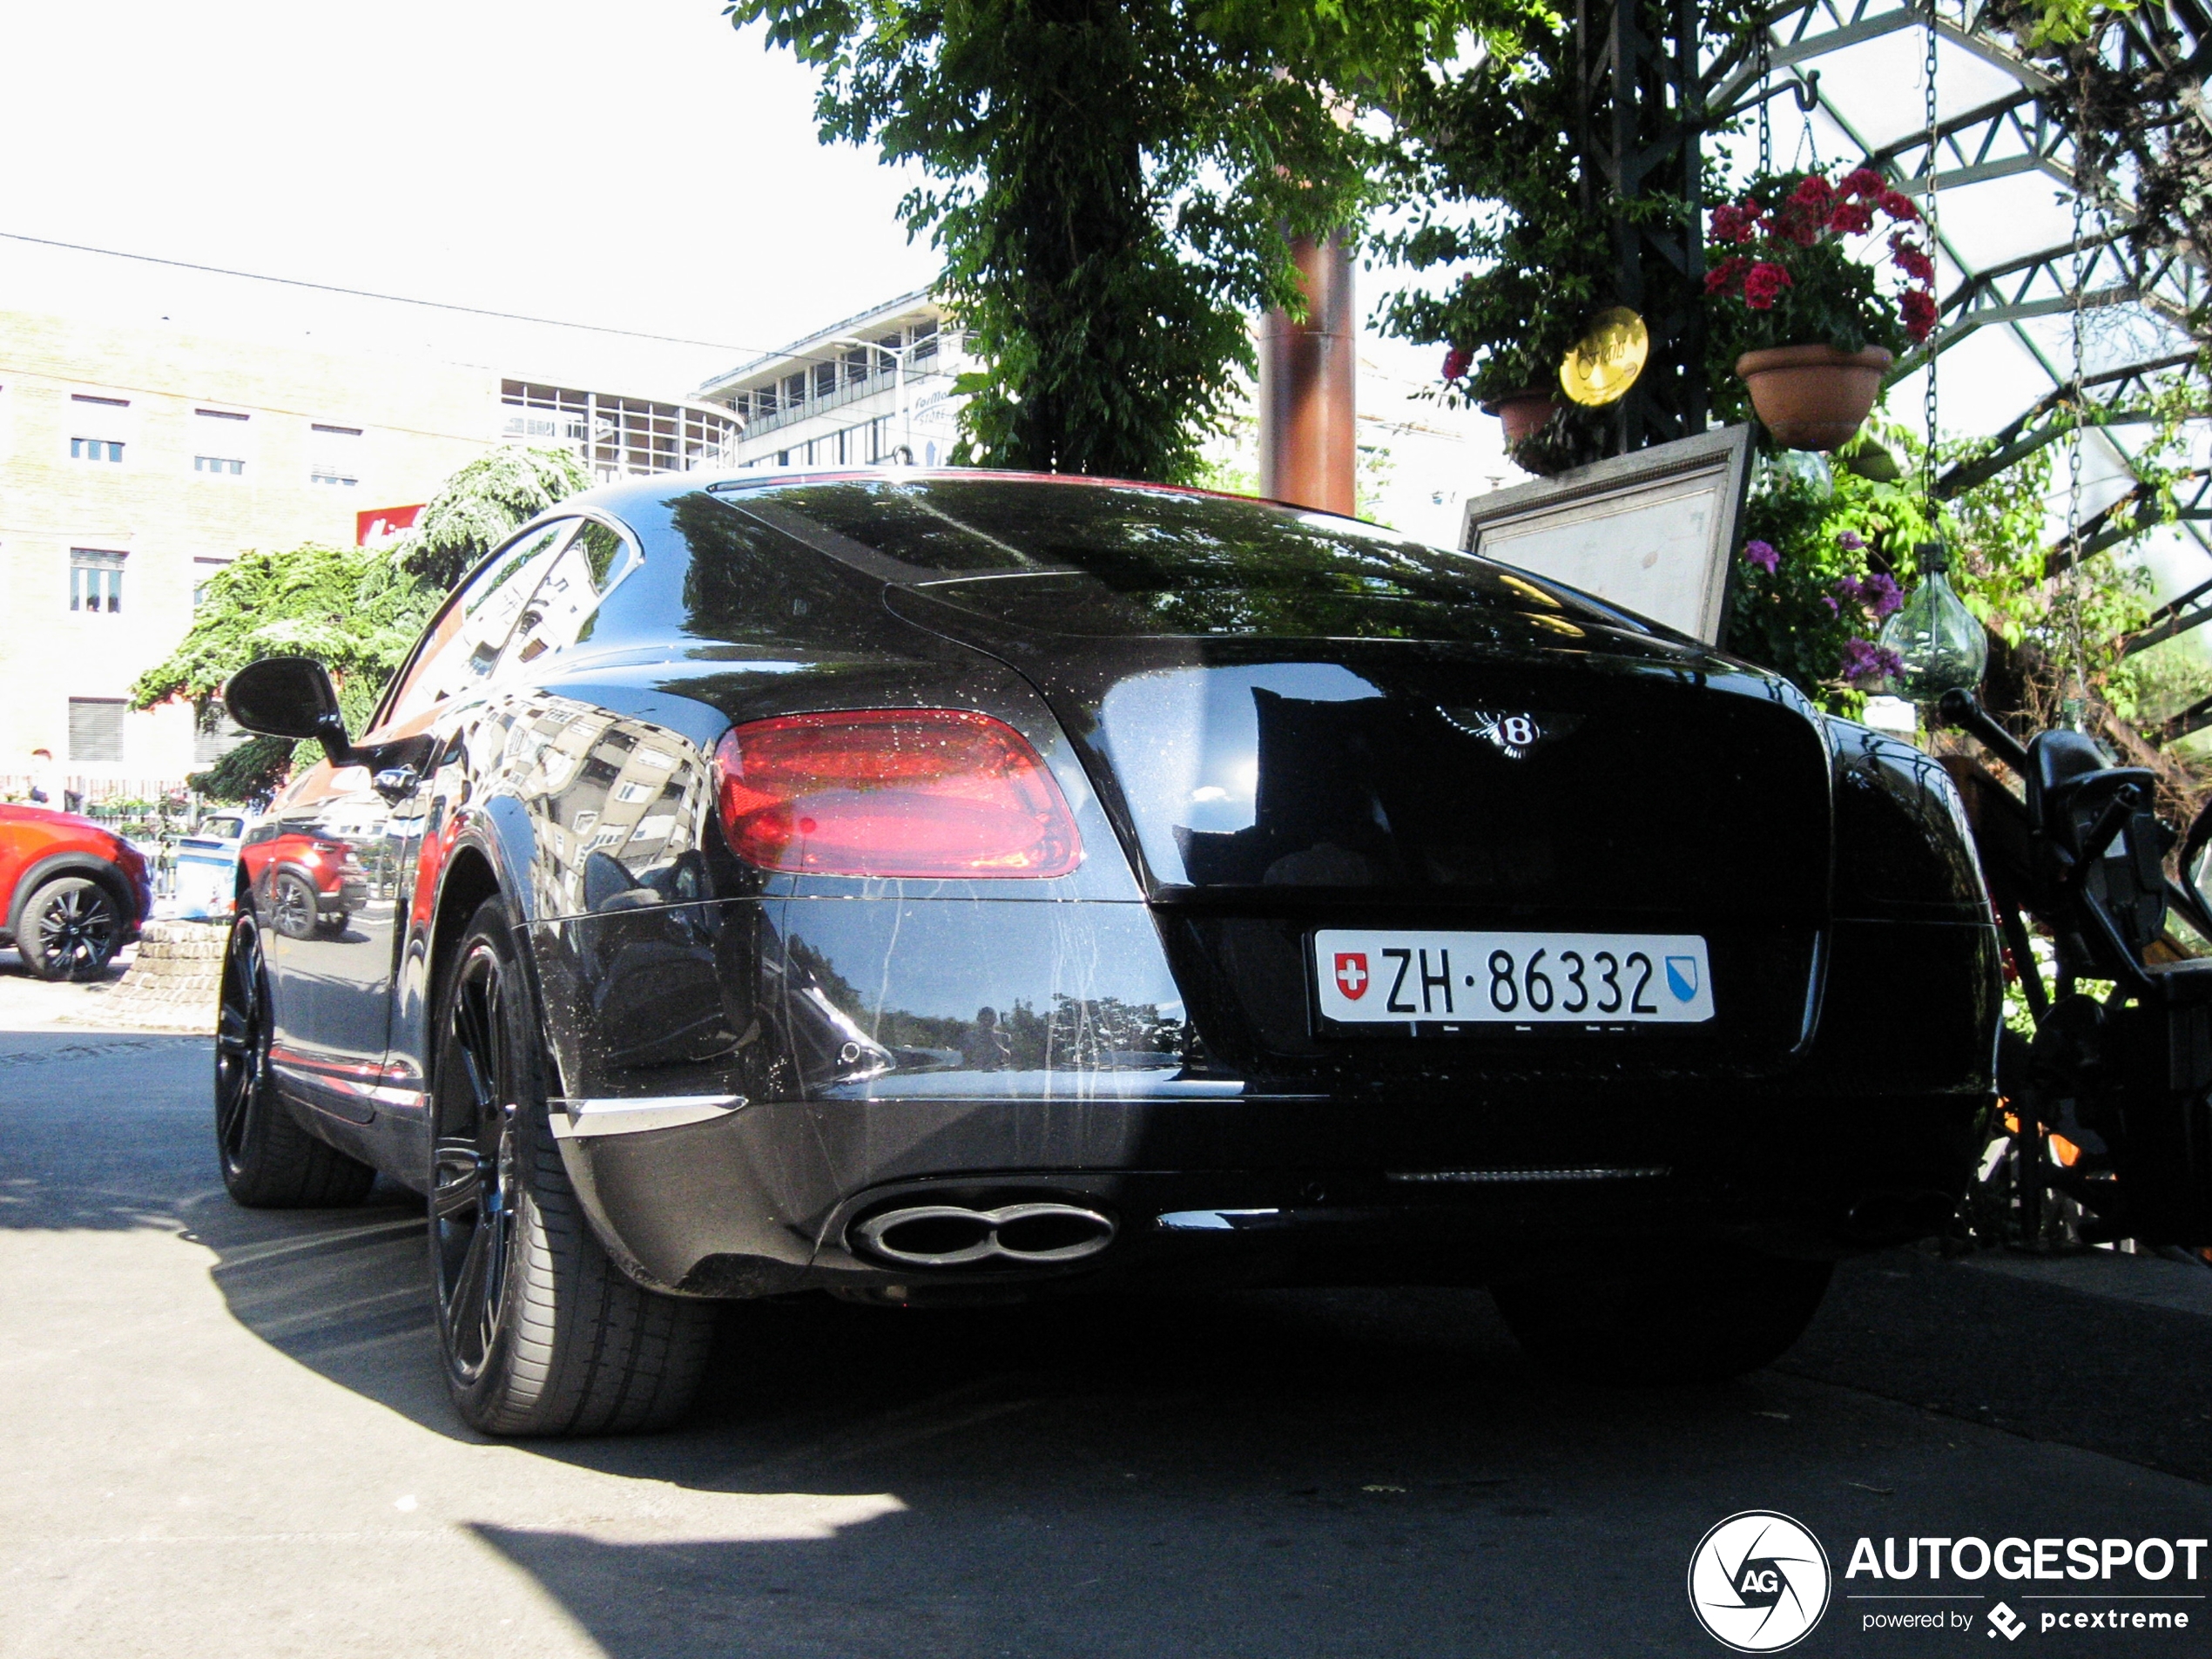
1699;0;2212;719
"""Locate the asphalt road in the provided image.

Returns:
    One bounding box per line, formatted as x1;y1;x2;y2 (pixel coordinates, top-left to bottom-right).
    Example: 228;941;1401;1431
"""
3;979;2209;1658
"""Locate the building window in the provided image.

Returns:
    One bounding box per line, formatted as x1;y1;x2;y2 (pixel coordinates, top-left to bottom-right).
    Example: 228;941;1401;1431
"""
69;550;126;613
813;361;837;401
196;408;248;422
71;437;124;462
68;698;127;764
311;421;362;486
194;455;245;475
783;372;806;408
192;556;231;608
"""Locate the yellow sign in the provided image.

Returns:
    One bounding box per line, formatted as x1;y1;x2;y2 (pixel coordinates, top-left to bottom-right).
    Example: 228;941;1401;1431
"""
1559;307;1649;407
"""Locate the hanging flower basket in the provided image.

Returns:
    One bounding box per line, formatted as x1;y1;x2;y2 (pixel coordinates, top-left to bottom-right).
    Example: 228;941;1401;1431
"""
1703;167;1935;452
1733;345;1894;451
1480;387;1562;445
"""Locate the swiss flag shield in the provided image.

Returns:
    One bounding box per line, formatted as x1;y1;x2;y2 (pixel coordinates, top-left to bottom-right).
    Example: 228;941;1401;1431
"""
1334;952;1370;1000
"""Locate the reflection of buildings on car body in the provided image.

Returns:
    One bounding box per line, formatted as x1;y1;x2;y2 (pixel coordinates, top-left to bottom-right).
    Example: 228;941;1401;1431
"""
0;307;742;793
691;292;972;473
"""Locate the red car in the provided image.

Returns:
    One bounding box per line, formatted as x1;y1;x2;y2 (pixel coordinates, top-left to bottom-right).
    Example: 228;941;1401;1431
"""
0;803;152;981
239;827;368;939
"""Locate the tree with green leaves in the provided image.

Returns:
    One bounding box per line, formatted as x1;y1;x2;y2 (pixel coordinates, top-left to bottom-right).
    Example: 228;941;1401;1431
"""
132;446;588;800
727;0;1528;483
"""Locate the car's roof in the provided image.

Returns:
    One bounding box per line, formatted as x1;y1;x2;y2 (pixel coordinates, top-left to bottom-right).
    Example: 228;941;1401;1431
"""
565;466;1372;532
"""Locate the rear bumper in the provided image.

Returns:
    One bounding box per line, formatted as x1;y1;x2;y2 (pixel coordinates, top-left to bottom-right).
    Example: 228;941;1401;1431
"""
551;1084;1984;1298
524;897;1999;1299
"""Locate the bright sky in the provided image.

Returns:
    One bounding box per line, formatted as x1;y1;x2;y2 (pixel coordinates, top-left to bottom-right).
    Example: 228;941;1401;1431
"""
0;0;939;393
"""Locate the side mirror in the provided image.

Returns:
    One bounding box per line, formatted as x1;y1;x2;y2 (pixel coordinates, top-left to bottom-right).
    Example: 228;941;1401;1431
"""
221;656;354;763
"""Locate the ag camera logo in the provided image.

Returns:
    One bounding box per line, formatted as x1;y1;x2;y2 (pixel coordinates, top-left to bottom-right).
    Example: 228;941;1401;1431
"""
1689;1510;1832;1652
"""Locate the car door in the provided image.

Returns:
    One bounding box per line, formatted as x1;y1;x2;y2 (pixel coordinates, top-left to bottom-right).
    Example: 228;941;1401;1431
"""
263;517;581;1131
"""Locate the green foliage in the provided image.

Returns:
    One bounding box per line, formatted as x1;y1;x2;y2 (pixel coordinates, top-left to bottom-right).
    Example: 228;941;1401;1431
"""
728;0;1525;483
1728;453;1934;711
402;446;590;590
1374;10;1616;409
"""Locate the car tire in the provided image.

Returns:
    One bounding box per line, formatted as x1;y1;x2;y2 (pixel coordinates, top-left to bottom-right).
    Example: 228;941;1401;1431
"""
214;913;378;1207
429;898;715;1437
16;874;125;981
270;871;319;940
1490;1249;1833;1384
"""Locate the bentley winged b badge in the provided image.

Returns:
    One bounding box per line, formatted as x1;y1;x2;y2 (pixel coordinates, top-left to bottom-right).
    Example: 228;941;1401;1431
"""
1438;707;1582;760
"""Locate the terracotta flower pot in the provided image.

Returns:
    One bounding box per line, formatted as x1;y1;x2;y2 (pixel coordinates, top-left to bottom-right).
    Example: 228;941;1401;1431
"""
1734;345;1893;451
1480;388;1562;445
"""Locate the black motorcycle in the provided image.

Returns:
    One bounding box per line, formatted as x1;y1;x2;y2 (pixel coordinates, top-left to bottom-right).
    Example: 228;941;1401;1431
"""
1940;688;2212;1252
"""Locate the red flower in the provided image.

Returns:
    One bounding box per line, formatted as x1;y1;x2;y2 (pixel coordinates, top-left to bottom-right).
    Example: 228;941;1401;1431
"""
1891;239;1936;283
1743;261;1794;309
1901;287;1938;342
1879;190;1920;222
1441;345;1472;382
1710;201;1759;244
1840;166;1886;199
1826;199;1874;235
1703;254;1750;294
1789;174;1837;212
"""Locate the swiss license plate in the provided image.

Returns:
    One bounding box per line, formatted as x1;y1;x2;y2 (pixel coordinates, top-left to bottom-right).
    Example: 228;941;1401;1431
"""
1312;929;1715;1027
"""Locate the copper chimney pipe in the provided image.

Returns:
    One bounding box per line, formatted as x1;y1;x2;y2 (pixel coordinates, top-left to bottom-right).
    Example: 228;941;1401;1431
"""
1257;233;1356;515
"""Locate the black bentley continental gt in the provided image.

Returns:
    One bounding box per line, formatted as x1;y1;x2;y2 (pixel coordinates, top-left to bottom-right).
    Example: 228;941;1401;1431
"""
214;469;2000;1435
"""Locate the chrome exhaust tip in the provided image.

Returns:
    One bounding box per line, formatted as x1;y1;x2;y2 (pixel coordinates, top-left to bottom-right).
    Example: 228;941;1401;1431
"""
852;1201;1116;1268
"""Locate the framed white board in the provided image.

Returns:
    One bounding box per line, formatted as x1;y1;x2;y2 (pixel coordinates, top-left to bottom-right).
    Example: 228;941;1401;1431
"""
1460;425;1754;646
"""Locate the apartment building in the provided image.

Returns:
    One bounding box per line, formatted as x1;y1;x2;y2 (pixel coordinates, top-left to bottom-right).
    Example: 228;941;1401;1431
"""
0;311;744;792
692;291;971;471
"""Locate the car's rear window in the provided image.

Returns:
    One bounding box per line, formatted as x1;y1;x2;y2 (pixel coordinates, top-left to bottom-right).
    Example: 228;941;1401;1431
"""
716;477;1641;631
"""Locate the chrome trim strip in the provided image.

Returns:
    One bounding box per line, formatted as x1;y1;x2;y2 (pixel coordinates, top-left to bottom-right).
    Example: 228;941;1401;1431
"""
549;1094;747;1139
1385;1166;1670;1184
1156;1208;1281;1231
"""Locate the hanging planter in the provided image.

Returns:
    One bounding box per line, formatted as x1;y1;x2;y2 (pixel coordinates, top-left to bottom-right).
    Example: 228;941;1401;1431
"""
1704;167;1936;451
1734;344;1893;451
1480;387;1564;445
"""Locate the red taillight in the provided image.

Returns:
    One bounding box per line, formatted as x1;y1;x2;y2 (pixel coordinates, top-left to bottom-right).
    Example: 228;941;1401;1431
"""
713;710;1082;879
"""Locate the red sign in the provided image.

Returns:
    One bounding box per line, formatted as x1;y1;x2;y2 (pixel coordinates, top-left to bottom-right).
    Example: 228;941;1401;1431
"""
1334;952;1369;1000
356;503;423;546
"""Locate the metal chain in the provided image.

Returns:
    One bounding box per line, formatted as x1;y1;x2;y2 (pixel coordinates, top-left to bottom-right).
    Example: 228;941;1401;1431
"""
2063;49;2092;723
1757;30;1772;174
1923;3;1941;519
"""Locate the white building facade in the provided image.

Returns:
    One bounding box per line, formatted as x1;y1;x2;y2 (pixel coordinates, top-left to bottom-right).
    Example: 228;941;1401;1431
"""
693;292;972;472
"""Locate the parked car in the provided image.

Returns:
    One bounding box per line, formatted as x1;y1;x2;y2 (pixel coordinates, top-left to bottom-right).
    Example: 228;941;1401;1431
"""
239;826;368;938
0;802;153;980
213;471;2000;1436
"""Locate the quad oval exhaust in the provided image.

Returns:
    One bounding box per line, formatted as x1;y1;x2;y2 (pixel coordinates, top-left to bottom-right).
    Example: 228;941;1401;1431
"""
851;1201;1116;1268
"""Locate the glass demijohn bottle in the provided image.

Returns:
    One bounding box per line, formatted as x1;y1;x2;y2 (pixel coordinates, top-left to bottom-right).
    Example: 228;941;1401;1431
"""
1878;540;1986;698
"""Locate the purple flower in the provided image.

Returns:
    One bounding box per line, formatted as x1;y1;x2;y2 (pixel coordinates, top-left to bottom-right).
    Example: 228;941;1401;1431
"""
1833;575;1865;604
1862;571;1904;618
1839;637;1905;685
1821;595;1839;614
1838;530;1865;551
1743;539;1779;573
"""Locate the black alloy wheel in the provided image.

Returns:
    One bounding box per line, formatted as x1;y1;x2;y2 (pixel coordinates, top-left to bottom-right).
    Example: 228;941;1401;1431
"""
19;875;122;981
212;912;376;1206
270;870;319;940
426;898;716;1435
430;935;518;1387
214;916;273;1174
